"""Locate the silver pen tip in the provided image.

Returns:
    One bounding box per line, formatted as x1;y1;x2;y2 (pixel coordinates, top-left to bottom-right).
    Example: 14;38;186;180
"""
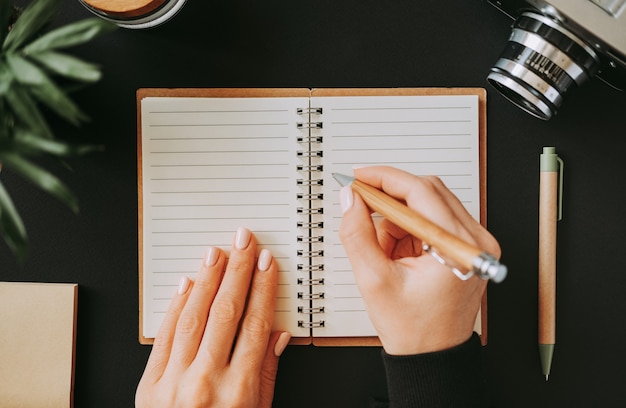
332;173;355;187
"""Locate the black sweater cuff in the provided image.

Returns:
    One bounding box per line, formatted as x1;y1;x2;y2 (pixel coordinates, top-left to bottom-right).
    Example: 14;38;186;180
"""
380;333;488;408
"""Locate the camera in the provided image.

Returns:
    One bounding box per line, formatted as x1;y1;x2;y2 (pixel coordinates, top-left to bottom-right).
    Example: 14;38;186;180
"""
486;0;626;119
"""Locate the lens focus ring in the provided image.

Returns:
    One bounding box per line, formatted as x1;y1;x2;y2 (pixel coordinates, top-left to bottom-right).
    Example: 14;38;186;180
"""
509;29;587;85
498;41;575;93
516;14;599;77
487;11;601;120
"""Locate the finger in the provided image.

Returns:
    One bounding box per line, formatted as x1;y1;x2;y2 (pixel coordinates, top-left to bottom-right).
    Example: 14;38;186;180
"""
355;166;483;247
355;166;454;224
258;331;291;408
167;246;226;370
231;249;278;379
376;217;415;258
338;185;394;289
140;276;194;384
197;227;257;367
425;176;501;257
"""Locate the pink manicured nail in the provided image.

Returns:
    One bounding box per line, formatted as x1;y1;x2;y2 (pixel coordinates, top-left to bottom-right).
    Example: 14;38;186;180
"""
177;276;191;295
274;332;291;357
235;227;251;249
257;249;272;271
204;246;219;267
340;185;354;213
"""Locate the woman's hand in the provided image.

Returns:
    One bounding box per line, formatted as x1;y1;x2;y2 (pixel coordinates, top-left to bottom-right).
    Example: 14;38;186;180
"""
136;227;291;408
339;166;501;355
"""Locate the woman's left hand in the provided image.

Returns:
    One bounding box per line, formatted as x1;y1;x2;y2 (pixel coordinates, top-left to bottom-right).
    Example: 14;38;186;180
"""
136;227;291;408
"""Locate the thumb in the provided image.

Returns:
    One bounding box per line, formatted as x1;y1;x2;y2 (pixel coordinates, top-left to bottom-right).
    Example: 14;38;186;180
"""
258;331;290;408
338;186;390;280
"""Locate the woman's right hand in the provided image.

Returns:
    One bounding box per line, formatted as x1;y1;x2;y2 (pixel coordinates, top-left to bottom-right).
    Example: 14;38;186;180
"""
338;166;501;355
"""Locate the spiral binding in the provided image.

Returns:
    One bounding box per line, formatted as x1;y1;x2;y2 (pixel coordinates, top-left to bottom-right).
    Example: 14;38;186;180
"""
297;164;323;172
297;150;323;157
297;235;323;243
297;193;323;201
297;207;323;215
297;264;324;272
296;122;323;129
297;250;324;257
297;221;324;229
298;320;325;328
297;278;325;285
296;104;325;331
297;136;323;143
297;179;323;186
297;292;325;300
296;107;323;114
298;306;325;314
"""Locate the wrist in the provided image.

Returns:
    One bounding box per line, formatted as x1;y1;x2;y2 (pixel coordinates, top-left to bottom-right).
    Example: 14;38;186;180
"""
380;325;475;356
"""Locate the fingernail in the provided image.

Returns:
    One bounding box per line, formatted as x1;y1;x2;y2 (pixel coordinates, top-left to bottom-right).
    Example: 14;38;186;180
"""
204;246;219;267
274;332;291;357
340;185;354;214
177;276;191;295
258;249;272;271
235;227;251;250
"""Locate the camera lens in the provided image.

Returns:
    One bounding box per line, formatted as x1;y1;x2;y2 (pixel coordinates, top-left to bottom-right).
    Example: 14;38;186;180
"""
488;12;601;120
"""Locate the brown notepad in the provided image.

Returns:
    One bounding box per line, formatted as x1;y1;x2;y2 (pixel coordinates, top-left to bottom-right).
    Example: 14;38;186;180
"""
0;282;78;407
137;88;487;346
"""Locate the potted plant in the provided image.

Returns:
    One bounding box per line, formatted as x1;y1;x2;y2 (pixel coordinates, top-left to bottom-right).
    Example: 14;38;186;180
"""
0;0;115;262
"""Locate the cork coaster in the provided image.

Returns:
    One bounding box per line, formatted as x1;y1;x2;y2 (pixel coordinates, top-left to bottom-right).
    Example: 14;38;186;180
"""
80;0;166;18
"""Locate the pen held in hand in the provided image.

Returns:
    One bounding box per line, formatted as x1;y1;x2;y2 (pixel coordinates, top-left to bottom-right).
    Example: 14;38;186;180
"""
332;173;507;283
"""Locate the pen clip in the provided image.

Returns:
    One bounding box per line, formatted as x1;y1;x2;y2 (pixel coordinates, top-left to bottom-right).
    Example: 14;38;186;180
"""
557;156;564;221
422;244;474;281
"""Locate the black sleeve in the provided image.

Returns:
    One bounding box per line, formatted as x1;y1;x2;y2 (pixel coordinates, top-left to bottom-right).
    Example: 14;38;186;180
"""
375;332;489;408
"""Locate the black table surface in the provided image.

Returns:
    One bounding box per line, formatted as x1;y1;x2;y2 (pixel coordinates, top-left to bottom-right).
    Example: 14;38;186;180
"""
4;0;626;406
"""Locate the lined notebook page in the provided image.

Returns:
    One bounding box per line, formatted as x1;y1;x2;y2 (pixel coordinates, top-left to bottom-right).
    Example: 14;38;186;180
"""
314;94;481;337
140;96;310;338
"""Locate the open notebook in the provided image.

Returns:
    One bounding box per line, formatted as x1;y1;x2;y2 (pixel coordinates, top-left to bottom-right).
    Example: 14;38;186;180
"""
137;88;487;345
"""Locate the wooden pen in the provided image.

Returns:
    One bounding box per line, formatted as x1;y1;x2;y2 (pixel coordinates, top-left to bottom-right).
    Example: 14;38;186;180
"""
333;173;507;283
538;147;563;380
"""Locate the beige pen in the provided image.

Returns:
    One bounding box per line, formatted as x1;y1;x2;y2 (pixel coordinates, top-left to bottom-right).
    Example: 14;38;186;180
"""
538;146;563;381
333;173;507;283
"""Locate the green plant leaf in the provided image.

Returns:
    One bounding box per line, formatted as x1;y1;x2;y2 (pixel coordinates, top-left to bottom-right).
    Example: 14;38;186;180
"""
7;54;88;126
3;0;64;52
4;81;53;138
11;128;103;156
23;18;117;54
6;52;47;84
0;179;28;262
28;51;102;82
0;152;79;213
0;62;13;96
0;1;114;263
29;81;89;127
